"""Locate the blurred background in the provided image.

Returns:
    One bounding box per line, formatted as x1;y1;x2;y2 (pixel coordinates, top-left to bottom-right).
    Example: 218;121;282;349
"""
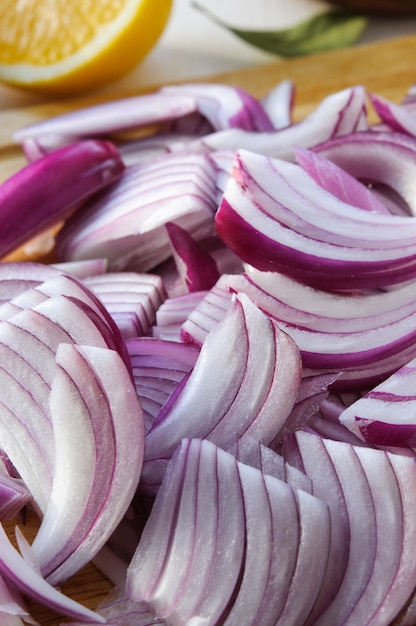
0;0;415;109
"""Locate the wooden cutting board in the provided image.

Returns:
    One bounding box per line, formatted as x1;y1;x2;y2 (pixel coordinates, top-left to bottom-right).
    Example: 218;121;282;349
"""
2;33;416;625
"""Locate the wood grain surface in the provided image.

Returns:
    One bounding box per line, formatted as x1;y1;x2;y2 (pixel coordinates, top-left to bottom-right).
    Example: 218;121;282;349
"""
2;34;416;625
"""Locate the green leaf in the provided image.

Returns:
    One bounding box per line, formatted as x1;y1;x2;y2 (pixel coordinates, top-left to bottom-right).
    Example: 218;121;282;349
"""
192;3;367;58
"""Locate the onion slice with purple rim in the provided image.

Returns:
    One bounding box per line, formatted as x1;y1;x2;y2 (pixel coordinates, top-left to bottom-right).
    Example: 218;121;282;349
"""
140;293;301;494
0;141;124;261
30;343;145;585
215;148;416;289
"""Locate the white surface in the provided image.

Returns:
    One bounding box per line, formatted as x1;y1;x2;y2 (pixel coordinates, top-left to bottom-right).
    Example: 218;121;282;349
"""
0;0;415;109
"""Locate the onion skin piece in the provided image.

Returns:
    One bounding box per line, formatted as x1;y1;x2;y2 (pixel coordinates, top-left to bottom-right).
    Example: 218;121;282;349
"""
0;140;124;261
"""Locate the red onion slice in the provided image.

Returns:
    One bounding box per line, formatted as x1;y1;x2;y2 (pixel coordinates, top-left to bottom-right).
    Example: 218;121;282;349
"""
126;438;330;626
84;271;166;339
369;91;416;137
126;337;199;432
141;293;301;494
261;79;295;130
56;152;219;272
283;431;416;625
339;357;416;448
312;130;416;216
0;525;105;623
13;93;199;151
215;149;416;289
31;343;145;585
294;146;390;214
153;290;208;342
0;140;124;261
159;83;274;132
191;85;368;159
165;221;220;292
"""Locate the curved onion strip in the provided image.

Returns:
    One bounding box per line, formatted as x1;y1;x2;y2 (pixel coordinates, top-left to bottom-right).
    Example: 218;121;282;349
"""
0;263;62;304
165;221;220;293
215;149;416;289
0;525;105;623
190;86;368;159
127;438;246;621
179;275;233;347
0;474;31;522
13;93;200;151
261;79;295;130
339;357;416;448
84;271;166;339
294;147;390;214
159;83;274;132
222;269;416;386
369;92;416;137
312;130;416;216
284;431;416;625
31;344;145;585
140;294;301;494
127;438;330;626
153;291;208;342
56;153;219;272
126;337;199;433
0;141;124;261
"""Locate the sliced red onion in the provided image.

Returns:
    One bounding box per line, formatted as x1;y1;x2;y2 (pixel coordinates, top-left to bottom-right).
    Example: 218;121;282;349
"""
84;271;166;339
215;149;416;289
339;356;416;448
180;274;233;347
126;337;199;432
140;293;302;494
118;133;198;166
56;152;219;272
165;221;220;292
0;572;33;625
312;130;416;216
283;431;416;625
0;474;31;522
230;435;312;493
369;91;416;137
30;343;145;585
294;146;390;214
0;262;61;304
224;268;416;387
0;140;124;260
0;525;105;623
52;259;108;279
159;83;274;132
152;290;208;342
127;438;246;622
127;438;330;626
13;93;200;152
0;264;129;511
190;85;368;159
261;79;295;130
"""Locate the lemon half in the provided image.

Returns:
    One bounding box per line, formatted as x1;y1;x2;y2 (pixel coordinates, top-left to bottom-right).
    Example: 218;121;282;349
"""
0;0;172;93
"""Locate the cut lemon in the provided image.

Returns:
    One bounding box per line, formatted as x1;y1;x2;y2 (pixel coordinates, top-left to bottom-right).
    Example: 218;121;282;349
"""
0;0;172;94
